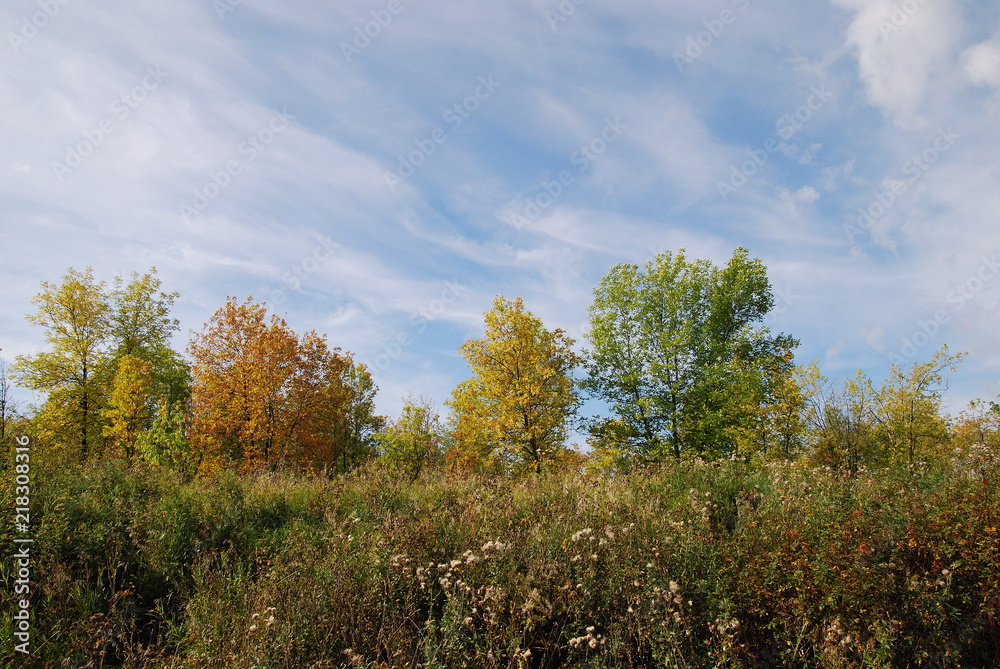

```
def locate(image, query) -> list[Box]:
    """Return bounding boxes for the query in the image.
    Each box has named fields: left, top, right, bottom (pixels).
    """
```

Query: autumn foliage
left=187, top=297, right=364, bottom=473
left=6, top=261, right=1000, bottom=667
left=447, top=296, right=581, bottom=474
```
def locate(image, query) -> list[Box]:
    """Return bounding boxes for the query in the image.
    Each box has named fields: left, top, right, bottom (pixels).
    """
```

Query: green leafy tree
left=805, top=368, right=881, bottom=471
left=730, top=353, right=810, bottom=462
left=584, top=248, right=798, bottom=462
left=802, top=348, right=961, bottom=470
left=328, top=361, right=385, bottom=473
left=376, top=395, right=443, bottom=480
left=14, top=267, right=111, bottom=457
left=448, top=296, right=581, bottom=474
left=136, top=398, right=191, bottom=470
left=14, top=267, right=189, bottom=460
left=871, top=346, right=963, bottom=464
left=109, top=270, right=190, bottom=408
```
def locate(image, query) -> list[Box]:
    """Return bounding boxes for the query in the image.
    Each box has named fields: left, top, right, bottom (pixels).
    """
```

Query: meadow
left=3, top=449, right=999, bottom=668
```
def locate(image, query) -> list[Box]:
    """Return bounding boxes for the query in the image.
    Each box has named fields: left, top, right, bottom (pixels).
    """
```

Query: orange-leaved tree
left=447, top=296, right=581, bottom=474
left=188, top=297, right=373, bottom=472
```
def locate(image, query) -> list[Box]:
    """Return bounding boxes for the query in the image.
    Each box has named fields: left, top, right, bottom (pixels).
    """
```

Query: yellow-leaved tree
left=15, top=267, right=188, bottom=462
left=447, top=296, right=581, bottom=474
left=872, top=346, right=963, bottom=464
left=102, top=355, right=154, bottom=461
left=14, top=267, right=111, bottom=458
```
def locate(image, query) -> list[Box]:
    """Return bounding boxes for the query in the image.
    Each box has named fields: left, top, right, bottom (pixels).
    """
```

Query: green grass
left=2, top=453, right=999, bottom=667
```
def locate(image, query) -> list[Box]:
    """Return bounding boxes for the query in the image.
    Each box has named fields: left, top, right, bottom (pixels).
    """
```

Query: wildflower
left=248, top=625, right=258, bottom=633
left=266, top=615, right=275, bottom=627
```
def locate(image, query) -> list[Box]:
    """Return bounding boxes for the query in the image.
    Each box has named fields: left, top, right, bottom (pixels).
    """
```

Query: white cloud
left=829, top=0, right=963, bottom=126
left=3, top=0, right=1000, bottom=419
left=796, top=186, right=821, bottom=203
left=962, top=40, right=1000, bottom=88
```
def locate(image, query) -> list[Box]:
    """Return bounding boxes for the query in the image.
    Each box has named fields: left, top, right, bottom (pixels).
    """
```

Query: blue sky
left=2, top=0, right=1000, bottom=425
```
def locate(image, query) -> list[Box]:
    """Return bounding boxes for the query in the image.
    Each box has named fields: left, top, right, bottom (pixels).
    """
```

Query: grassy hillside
left=3, top=452, right=999, bottom=668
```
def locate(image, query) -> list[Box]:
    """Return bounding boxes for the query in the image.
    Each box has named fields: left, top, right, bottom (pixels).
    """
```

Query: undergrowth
left=2, top=452, right=999, bottom=668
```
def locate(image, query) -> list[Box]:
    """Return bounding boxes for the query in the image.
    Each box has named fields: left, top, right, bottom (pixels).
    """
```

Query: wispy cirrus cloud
left=2, top=0, right=1000, bottom=417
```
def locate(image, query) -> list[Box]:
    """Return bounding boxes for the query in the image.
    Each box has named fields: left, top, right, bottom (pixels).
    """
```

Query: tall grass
left=2, top=451, right=999, bottom=667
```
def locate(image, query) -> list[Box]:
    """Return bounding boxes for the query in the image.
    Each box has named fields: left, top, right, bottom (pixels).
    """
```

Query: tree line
left=5, top=248, right=998, bottom=476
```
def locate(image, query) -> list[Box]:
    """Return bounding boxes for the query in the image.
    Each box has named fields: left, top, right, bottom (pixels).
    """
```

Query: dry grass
left=2, top=450, right=999, bottom=667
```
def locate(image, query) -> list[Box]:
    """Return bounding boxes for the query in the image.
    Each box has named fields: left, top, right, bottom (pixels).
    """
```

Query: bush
left=1, top=456, right=998, bottom=667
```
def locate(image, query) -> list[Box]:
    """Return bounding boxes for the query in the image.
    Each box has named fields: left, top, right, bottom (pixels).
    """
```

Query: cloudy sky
left=2, top=0, right=999, bottom=422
